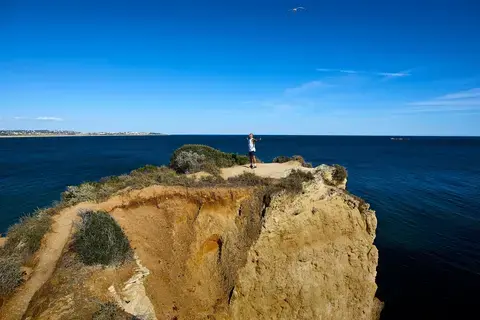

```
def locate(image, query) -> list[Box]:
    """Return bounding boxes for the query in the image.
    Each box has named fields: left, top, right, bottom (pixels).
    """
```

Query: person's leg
left=249, top=152, right=254, bottom=168
left=252, top=155, right=257, bottom=168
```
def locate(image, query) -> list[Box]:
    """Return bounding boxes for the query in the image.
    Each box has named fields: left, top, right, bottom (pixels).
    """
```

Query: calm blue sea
left=1, top=135, right=479, bottom=319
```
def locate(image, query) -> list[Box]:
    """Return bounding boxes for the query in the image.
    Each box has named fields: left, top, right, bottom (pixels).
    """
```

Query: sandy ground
left=0, top=237, right=6, bottom=247
left=221, top=161, right=313, bottom=179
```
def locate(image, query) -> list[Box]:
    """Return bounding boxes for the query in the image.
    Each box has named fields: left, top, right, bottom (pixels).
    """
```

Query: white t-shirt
left=248, top=138, right=256, bottom=152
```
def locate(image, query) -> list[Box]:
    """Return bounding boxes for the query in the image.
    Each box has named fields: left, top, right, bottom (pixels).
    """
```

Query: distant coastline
left=0, top=134, right=168, bottom=138
left=0, top=130, right=167, bottom=138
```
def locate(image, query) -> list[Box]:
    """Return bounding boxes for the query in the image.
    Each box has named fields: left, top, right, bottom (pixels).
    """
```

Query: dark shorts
left=248, top=151, right=256, bottom=157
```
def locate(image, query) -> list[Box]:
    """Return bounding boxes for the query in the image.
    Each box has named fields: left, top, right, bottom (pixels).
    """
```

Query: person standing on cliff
left=247, top=133, right=260, bottom=169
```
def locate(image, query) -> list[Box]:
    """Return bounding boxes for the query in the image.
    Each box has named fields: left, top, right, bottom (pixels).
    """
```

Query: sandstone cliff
left=0, top=163, right=381, bottom=320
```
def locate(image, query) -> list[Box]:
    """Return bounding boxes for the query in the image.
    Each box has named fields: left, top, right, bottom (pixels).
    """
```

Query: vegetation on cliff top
left=0, top=257, right=23, bottom=296
left=73, top=211, right=132, bottom=266
left=1, top=211, right=52, bottom=260
left=60, top=145, right=316, bottom=207
left=0, top=210, right=52, bottom=297
left=272, top=155, right=313, bottom=168
left=0, top=144, right=317, bottom=297
left=322, top=164, right=348, bottom=187
left=332, top=164, right=348, bottom=185
left=170, top=144, right=249, bottom=174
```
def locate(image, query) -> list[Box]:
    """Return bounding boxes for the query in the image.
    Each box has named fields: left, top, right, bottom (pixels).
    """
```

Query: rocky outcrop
left=3, top=163, right=381, bottom=320
left=230, top=169, right=380, bottom=320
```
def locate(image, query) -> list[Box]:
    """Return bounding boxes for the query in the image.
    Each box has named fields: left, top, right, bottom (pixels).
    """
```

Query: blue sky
left=1, top=0, right=479, bottom=135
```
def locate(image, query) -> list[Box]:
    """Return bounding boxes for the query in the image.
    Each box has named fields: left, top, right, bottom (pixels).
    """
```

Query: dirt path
left=221, top=162, right=313, bottom=180
left=0, top=203, right=96, bottom=320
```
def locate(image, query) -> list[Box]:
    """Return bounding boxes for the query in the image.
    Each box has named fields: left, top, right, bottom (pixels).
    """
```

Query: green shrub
left=232, top=153, right=250, bottom=165
left=272, top=156, right=291, bottom=163
left=170, top=144, right=247, bottom=173
left=199, top=161, right=221, bottom=176
left=2, top=210, right=52, bottom=259
left=292, top=155, right=313, bottom=168
left=332, top=164, right=348, bottom=186
left=131, top=164, right=158, bottom=173
left=272, top=155, right=312, bottom=168
left=275, top=169, right=315, bottom=194
left=0, top=257, right=23, bottom=296
left=174, top=150, right=207, bottom=173
left=73, top=211, right=132, bottom=266
left=61, top=183, right=99, bottom=206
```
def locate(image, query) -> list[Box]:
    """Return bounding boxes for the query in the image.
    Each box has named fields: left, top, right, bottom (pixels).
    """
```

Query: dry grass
left=272, top=169, right=315, bottom=194
left=0, top=209, right=52, bottom=296
left=227, top=171, right=273, bottom=187
left=61, top=166, right=196, bottom=206
left=272, top=155, right=313, bottom=168
left=1, top=211, right=52, bottom=260
left=0, top=257, right=23, bottom=296
left=61, top=162, right=318, bottom=210
left=59, top=148, right=317, bottom=208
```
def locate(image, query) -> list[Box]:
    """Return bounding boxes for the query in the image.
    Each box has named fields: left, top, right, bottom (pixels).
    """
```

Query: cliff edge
left=229, top=165, right=381, bottom=319
left=0, top=162, right=381, bottom=320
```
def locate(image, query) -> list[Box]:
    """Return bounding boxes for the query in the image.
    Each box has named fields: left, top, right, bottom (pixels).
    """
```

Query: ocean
left=0, top=135, right=479, bottom=319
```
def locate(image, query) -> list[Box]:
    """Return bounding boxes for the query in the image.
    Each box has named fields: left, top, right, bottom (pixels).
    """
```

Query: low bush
left=332, top=164, right=348, bottom=186
left=170, top=144, right=248, bottom=173
left=2, top=210, right=52, bottom=259
left=174, top=150, right=207, bottom=173
left=73, top=211, right=132, bottom=266
left=200, top=161, right=221, bottom=176
left=272, top=156, right=291, bottom=163
left=275, top=169, right=315, bottom=194
left=292, top=155, right=313, bottom=168
left=0, top=209, right=53, bottom=296
left=0, top=256, right=23, bottom=296
left=61, top=183, right=99, bottom=206
left=272, top=155, right=312, bottom=168
left=231, top=153, right=250, bottom=166
left=128, top=165, right=193, bottom=188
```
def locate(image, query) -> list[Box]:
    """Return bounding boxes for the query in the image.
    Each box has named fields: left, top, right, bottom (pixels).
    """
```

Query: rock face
left=108, top=187, right=265, bottom=320
left=230, top=170, right=381, bottom=320
left=5, top=164, right=381, bottom=320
